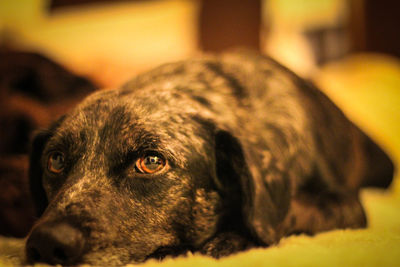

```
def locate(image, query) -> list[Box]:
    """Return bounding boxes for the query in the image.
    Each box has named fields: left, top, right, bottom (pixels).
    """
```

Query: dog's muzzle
left=26, top=221, right=85, bottom=265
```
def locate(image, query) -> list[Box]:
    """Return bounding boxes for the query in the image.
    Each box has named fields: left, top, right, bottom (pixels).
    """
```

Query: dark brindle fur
left=26, top=51, right=394, bottom=265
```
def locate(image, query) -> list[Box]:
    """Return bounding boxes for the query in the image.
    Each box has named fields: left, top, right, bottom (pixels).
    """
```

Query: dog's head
left=26, top=64, right=282, bottom=265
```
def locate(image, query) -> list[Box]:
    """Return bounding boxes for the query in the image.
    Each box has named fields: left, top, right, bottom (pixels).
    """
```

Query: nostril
left=26, top=246, right=41, bottom=263
left=53, top=246, right=68, bottom=263
left=25, top=222, right=85, bottom=265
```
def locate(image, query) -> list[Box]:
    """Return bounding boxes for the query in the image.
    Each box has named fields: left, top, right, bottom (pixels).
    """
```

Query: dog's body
left=26, top=51, right=393, bottom=265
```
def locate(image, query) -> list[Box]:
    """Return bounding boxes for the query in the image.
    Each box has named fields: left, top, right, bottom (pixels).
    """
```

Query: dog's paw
left=200, top=232, right=252, bottom=258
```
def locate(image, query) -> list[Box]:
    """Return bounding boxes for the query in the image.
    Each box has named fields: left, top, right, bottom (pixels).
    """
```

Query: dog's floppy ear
left=29, top=116, right=65, bottom=216
left=214, top=129, right=284, bottom=245
left=29, top=130, right=51, bottom=216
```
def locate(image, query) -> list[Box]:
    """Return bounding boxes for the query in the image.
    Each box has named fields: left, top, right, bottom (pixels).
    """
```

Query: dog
left=25, top=50, right=394, bottom=265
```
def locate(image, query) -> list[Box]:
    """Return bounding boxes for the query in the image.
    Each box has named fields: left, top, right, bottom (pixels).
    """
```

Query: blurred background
left=0, top=0, right=399, bottom=239
left=1, top=0, right=399, bottom=84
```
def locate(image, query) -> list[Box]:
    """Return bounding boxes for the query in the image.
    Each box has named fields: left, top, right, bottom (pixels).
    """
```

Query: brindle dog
left=26, top=51, right=394, bottom=265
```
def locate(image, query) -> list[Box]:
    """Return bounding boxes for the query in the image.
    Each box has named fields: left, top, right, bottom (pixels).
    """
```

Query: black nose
left=26, top=222, right=85, bottom=265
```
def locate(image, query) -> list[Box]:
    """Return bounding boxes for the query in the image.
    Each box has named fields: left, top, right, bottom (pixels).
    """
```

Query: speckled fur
left=26, top=50, right=393, bottom=265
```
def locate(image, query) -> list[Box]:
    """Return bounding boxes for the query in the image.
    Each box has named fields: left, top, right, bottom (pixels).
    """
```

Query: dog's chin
left=82, top=247, right=149, bottom=266
left=82, top=244, right=191, bottom=265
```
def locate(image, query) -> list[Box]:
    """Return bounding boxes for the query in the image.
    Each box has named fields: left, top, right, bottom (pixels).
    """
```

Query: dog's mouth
left=79, top=242, right=188, bottom=265
left=25, top=220, right=181, bottom=265
left=26, top=230, right=150, bottom=266
left=145, top=245, right=193, bottom=261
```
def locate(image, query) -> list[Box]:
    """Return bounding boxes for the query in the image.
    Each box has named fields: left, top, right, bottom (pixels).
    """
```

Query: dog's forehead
left=51, top=88, right=212, bottom=166
left=67, top=89, right=163, bottom=128
left=61, top=101, right=158, bottom=148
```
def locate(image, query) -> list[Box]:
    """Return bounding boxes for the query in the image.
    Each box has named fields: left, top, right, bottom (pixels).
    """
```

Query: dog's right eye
left=47, top=152, right=65, bottom=174
left=135, top=155, right=167, bottom=174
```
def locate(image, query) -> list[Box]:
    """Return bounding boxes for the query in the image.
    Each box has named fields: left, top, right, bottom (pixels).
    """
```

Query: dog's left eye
left=135, top=155, right=166, bottom=174
left=47, top=152, right=65, bottom=174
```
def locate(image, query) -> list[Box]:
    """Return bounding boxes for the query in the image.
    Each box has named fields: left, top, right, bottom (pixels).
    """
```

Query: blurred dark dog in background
left=21, top=50, right=393, bottom=265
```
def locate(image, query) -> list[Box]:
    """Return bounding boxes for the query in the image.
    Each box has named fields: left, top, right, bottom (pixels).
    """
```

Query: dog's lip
left=80, top=242, right=158, bottom=265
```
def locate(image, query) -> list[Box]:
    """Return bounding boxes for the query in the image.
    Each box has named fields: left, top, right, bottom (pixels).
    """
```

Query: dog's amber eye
left=47, top=152, right=65, bottom=174
left=136, top=155, right=166, bottom=174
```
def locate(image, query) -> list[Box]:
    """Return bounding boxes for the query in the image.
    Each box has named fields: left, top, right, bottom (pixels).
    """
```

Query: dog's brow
left=46, top=131, right=73, bottom=149
left=120, top=130, right=166, bottom=156
left=44, top=129, right=87, bottom=157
